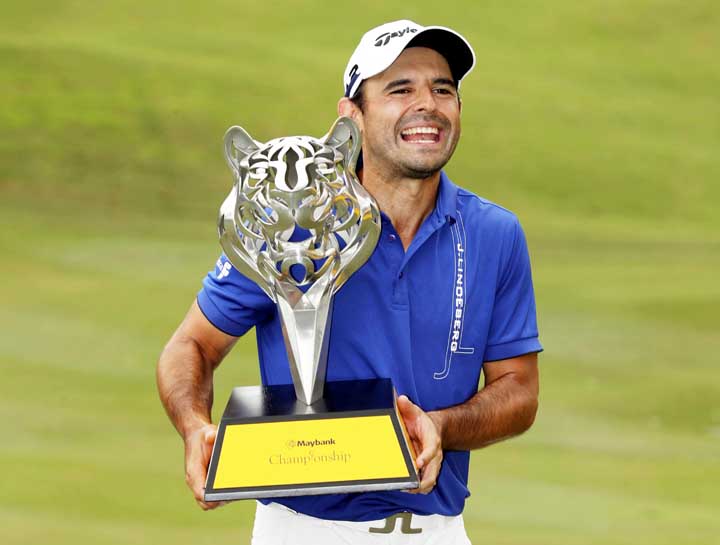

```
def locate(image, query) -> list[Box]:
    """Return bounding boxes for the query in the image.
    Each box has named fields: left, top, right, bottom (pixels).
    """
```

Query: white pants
left=251, top=501, right=472, bottom=545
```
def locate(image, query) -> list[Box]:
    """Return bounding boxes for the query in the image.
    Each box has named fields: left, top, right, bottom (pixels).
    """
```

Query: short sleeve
left=197, top=254, right=276, bottom=337
left=483, top=219, right=543, bottom=362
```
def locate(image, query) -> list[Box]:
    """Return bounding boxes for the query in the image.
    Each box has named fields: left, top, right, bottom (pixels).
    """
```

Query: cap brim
left=406, top=27, right=475, bottom=84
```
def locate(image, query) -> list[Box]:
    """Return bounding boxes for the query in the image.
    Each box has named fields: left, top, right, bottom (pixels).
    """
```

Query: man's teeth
left=401, top=127, right=439, bottom=136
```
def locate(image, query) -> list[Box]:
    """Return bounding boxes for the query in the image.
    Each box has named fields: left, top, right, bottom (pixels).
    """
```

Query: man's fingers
left=416, top=443, right=432, bottom=469
left=204, top=427, right=218, bottom=445
left=189, top=470, right=228, bottom=510
left=184, top=424, right=219, bottom=509
left=189, top=475, right=226, bottom=510
left=423, top=455, right=442, bottom=490
left=196, top=498, right=229, bottom=511
left=412, top=454, right=442, bottom=494
left=414, top=426, right=441, bottom=469
left=411, top=433, right=443, bottom=494
left=397, top=394, right=443, bottom=494
left=407, top=475, right=437, bottom=494
left=201, top=427, right=218, bottom=465
left=397, top=395, right=422, bottom=420
left=186, top=467, right=207, bottom=502
left=416, top=468, right=438, bottom=494
left=398, top=395, right=425, bottom=463
left=407, top=444, right=442, bottom=495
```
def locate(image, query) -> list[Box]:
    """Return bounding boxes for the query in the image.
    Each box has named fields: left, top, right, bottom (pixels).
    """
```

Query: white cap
left=343, top=19, right=476, bottom=98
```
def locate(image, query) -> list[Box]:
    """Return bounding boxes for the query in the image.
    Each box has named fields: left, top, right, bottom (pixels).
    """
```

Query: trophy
left=203, top=117, right=419, bottom=501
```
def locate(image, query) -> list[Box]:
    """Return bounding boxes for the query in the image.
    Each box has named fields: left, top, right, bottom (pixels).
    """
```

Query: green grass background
left=1, top=1, right=719, bottom=543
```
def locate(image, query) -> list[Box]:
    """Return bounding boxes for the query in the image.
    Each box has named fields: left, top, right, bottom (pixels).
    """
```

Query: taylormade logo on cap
left=373, top=26, right=418, bottom=47
left=343, top=19, right=476, bottom=99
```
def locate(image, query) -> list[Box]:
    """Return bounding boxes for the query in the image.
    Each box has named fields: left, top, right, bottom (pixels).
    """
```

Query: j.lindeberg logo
left=373, top=27, right=418, bottom=47
left=449, top=242, right=466, bottom=352
left=435, top=210, right=475, bottom=380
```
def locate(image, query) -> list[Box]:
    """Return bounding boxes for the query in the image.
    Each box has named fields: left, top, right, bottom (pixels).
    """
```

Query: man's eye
left=390, top=88, right=410, bottom=95
left=433, top=88, right=454, bottom=95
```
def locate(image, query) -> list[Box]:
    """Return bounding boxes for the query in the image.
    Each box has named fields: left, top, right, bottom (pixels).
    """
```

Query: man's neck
left=359, top=164, right=441, bottom=251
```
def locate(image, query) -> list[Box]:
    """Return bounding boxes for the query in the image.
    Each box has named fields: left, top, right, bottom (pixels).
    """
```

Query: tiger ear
left=324, top=116, right=362, bottom=175
left=224, top=126, right=259, bottom=174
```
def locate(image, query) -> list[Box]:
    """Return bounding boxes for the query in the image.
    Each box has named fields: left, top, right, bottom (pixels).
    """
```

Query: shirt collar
left=375, top=170, right=459, bottom=227
left=433, top=171, right=459, bottom=224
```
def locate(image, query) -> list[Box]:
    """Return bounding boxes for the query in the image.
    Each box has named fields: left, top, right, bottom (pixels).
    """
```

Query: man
left=157, top=19, right=542, bottom=544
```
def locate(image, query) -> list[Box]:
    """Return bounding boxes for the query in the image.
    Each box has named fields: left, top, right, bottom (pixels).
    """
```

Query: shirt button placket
left=386, top=231, right=407, bottom=307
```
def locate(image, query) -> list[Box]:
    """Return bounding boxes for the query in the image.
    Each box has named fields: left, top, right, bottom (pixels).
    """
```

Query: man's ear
left=337, top=97, right=364, bottom=132
left=223, top=126, right=259, bottom=173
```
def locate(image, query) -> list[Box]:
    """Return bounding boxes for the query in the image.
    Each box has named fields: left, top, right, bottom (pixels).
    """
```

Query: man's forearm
left=157, top=336, right=215, bottom=440
left=429, top=369, right=538, bottom=451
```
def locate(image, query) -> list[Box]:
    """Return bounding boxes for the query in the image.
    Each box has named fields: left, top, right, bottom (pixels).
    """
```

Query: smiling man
left=157, top=19, right=542, bottom=545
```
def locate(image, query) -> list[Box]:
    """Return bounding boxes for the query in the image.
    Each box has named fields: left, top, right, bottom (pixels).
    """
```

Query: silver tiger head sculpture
left=218, top=117, right=380, bottom=405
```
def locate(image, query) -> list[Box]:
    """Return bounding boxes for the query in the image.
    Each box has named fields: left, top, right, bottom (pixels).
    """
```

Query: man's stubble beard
left=396, top=136, right=460, bottom=179
left=363, top=116, right=461, bottom=181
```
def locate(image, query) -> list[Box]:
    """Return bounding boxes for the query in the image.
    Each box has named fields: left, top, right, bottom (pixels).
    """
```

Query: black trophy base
left=204, top=378, right=419, bottom=501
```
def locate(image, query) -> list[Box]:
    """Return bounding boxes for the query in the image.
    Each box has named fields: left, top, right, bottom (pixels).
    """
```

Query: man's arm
left=156, top=300, right=238, bottom=510
left=397, top=352, right=539, bottom=493
left=431, top=352, right=539, bottom=450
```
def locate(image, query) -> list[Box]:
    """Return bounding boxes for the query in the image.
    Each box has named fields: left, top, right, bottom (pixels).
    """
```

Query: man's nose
left=413, top=86, right=438, bottom=112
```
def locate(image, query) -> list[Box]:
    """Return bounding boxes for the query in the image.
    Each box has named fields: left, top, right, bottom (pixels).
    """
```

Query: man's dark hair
left=350, top=82, right=366, bottom=113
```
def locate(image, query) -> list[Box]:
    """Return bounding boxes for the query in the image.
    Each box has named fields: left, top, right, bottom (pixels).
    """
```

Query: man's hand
left=157, top=302, right=239, bottom=510
left=184, top=423, right=228, bottom=510
left=397, top=395, right=443, bottom=495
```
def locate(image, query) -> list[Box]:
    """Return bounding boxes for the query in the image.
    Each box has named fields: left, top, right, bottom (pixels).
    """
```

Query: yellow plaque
left=204, top=380, right=419, bottom=500
left=214, top=415, right=409, bottom=489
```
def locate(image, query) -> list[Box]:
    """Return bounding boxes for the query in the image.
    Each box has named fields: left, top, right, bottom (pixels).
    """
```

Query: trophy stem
left=275, top=278, right=334, bottom=405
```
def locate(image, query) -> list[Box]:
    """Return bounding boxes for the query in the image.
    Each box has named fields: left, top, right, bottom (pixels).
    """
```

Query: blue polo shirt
left=197, top=171, right=542, bottom=521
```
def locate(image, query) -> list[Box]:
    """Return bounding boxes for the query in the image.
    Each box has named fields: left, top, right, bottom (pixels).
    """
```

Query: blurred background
left=1, top=1, right=718, bottom=543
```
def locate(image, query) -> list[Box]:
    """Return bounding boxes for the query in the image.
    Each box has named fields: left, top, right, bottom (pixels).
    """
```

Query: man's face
left=351, top=47, right=461, bottom=179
